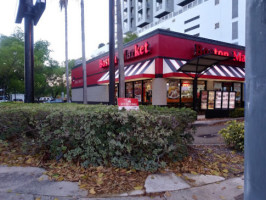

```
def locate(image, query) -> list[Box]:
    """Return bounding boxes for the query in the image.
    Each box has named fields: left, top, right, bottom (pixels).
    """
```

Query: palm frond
left=59, top=0, right=68, bottom=10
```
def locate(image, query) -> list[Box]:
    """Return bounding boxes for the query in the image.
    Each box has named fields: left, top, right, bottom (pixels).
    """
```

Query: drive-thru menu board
left=229, top=92, right=236, bottom=109
left=215, top=91, right=222, bottom=109
left=200, top=91, right=236, bottom=110
left=222, top=92, right=229, bottom=109
left=208, top=91, right=215, bottom=110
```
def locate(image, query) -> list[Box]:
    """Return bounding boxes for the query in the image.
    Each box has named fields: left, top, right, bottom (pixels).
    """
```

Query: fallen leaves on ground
left=0, top=140, right=244, bottom=196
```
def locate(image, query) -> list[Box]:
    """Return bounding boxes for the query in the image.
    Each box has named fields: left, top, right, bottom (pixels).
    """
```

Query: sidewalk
left=0, top=165, right=244, bottom=200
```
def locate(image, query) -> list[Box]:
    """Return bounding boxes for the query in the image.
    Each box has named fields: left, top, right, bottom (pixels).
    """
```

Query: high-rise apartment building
left=122, top=0, right=245, bottom=45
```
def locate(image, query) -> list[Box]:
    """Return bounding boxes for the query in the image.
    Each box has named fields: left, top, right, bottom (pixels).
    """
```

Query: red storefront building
left=71, top=29, right=245, bottom=109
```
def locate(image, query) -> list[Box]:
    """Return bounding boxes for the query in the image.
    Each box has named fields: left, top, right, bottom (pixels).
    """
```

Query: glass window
left=234, top=82, right=241, bottom=105
left=181, top=80, right=193, bottom=103
left=223, top=82, right=233, bottom=92
left=143, top=80, right=152, bottom=103
left=232, top=21, right=238, bottom=40
left=115, top=84, right=118, bottom=99
left=134, top=81, right=142, bottom=102
left=167, top=79, right=180, bottom=103
left=197, top=81, right=206, bottom=98
left=126, top=82, right=133, bottom=98
left=232, top=0, right=238, bottom=19
left=214, top=82, right=222, bottom=91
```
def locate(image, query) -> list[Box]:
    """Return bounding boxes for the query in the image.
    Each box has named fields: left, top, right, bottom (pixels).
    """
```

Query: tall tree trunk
left=64, top=3, right=70, bottom=103
left=81, top=0, right=87, bottom=104
left=116, top=0, right=125, bottom=98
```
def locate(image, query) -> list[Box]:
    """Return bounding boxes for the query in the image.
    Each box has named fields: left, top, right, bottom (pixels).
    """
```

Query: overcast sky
left=0, top=0, right=109, bottom=64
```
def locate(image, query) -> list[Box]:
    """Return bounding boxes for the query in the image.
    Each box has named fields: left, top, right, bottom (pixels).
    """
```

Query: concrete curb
left=193, top=117, right=244, bottom=127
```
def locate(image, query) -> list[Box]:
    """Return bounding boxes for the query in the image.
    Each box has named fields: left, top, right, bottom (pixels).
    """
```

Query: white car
left=0, top=96, right=8, bottom=103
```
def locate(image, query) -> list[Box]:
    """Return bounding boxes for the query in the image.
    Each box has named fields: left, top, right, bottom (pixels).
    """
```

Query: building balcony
left=154, top=0, right=174, bottom=18
left=176, top=0, right=194, bottom=6
left=136, top=16, right=151, bottom=28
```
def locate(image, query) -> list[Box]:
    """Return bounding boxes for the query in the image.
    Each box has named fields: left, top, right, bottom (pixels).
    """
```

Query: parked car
left=39, top=97, right=52, bottom=103
left=0, top=96, right=8, bottom=103
left=13, top=98, right=23, bottom=102
left=45, top=99, right=64, bottom=103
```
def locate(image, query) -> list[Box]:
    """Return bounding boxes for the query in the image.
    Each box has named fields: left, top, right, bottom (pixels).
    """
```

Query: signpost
left=16, top=0, right=46, bottom=103
left=117, top=98, right=139, bottom=111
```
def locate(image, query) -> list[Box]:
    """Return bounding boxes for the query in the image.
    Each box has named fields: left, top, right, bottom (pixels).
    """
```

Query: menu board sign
left=208, top=91, right=215, bottom=110
left=222, top=92, right=229, bottom=109
left=215, top=91, right=222, bottom=109
left=229, top=92, right=236, bottom=109
left=201, top=91, right=208, bottom=110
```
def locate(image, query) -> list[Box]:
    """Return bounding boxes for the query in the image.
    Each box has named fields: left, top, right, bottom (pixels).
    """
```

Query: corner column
left=152, top=78, right=167, bottom=106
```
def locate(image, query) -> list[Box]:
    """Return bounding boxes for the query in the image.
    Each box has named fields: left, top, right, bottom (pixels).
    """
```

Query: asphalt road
left=193, top=123, right=227, bottom=145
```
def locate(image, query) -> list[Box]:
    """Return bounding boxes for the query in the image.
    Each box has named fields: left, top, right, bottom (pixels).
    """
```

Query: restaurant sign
left=117, top=98, right=139, bottom=111
left=99, top=42, right=151, bottom=68
left=194, top=44, right=245, bottom=62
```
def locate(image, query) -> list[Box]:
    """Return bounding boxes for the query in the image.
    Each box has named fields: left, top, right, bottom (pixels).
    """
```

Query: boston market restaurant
left=71, top=29, right=245, bottom=110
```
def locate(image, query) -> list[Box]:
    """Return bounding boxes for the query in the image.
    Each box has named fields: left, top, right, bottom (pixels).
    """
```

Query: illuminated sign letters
left=99, top=42, right=151, bottom=68
left=194, top=44, right=245, bottom=62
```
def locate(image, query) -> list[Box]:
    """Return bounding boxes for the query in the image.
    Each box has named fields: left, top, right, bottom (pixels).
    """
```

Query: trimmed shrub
left=218, top=120, right=244, bottom=152
left=229, top=108, right=244, bottom=118
left=0, top=103, right=196, bottom=171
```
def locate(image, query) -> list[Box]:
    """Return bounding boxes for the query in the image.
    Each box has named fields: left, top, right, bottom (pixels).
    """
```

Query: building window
left=215, top=0, right=219, bottom=5
left=232, top=0, right=238, bottom=19
left=181, top=80, right=193, bottom=103
left=232, top=21, right=238, bottom=40
left=215, top=22, right=220, bottom=29
left=167, top=80, right=180, bottom=103
left=184, top=15, right=200, bottom=24
left=143, top=80, right=152, bottom=103
left=214, top=82, right=222, bottom=91
left=184, top=24, right=200, bottom=33
left=197, top=81, right=206, bottom=98
left=223, top=82, right=233, bottom=92
left=134, top=81, right=142, bottom=102
left=126, top=82, right=133, bottom=98
left=234, top=82, right=241, bottom=106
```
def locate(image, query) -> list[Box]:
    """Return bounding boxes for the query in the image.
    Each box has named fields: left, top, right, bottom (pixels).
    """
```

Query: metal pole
left=109, top=0, right=115, bottom=105
left=24, top=0, right=34, bottom=103
left=65, top=3, right=70, bottom=103
left=245, top=1, right=266, bottom=199
left=193, top=76, right=198, bottom=111
left=81, top=0, right=87, bottom=104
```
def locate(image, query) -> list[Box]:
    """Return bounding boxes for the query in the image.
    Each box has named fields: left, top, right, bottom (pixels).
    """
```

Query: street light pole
left=24, top=0, right=34, bottom=103
left=245, top=1, right=266, bottom=199
left=109, top=0, right=115, bottom=105
left=16, top=0, right=46, bottom=103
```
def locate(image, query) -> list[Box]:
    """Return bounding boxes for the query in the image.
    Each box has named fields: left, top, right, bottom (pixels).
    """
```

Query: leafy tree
left=123, top=33, right=138, bottom=43
left=0, top=29, right=24, bottom=94
left=0, top=28, right=67, bottom=100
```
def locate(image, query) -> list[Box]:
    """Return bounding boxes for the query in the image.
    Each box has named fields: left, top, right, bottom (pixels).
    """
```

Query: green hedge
left=229, top=108, right=244, bottom=118
left=0, top=103, right=196, bottom=171
left=218, top=120, right=244, bottom=152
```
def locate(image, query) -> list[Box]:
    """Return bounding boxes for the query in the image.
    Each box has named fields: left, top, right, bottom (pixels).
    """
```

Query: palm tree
left=116, top=0, right=125, bottom=98
left=81, top=0, right=87, bottom=104
left=59, top=0, right=70, bottom=102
